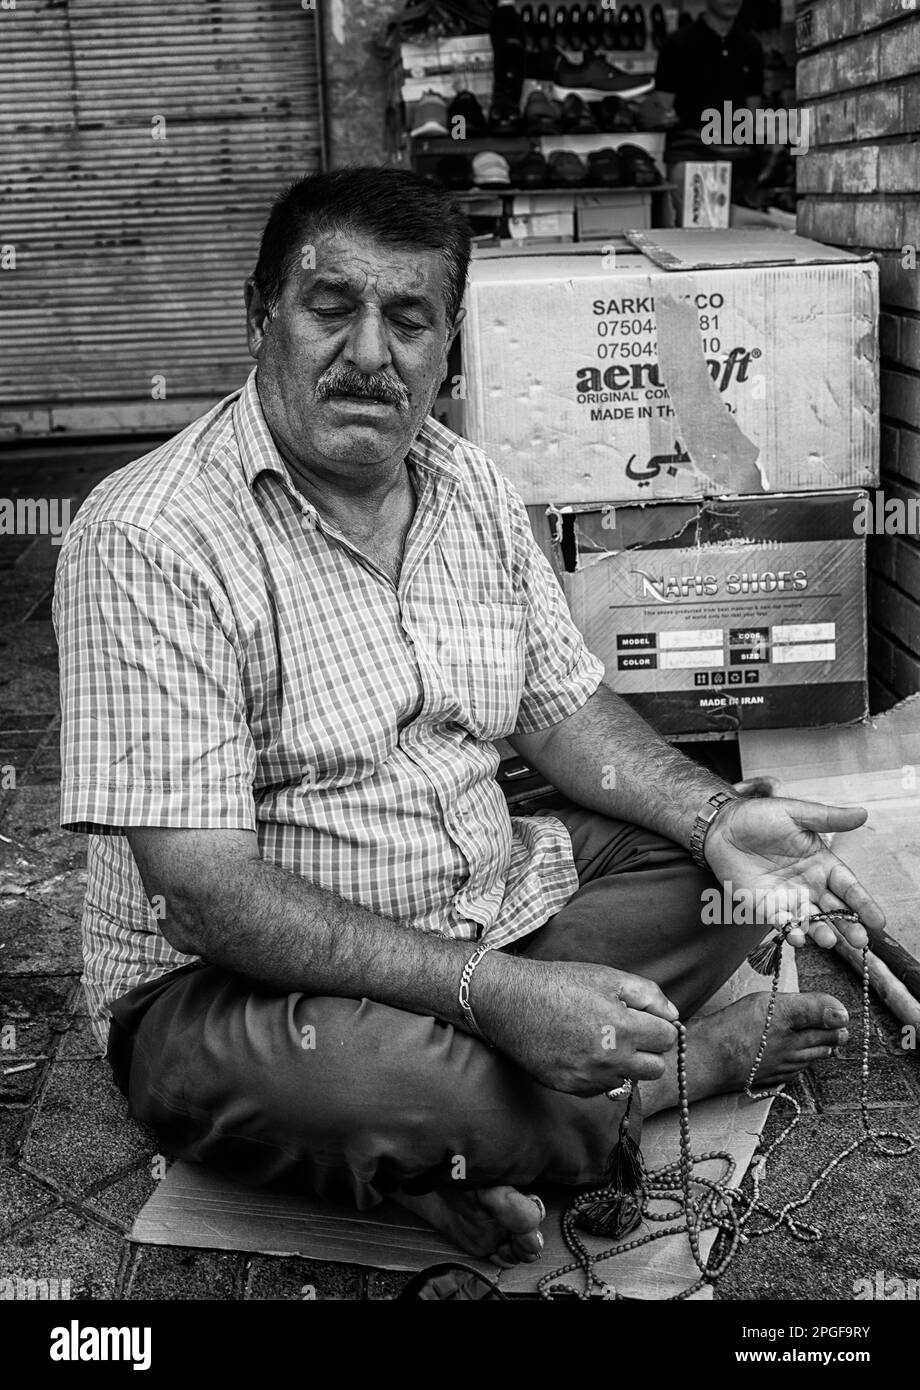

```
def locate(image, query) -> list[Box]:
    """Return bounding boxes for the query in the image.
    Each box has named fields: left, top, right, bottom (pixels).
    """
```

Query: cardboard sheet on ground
left=739, top=695, right=920, bottom=963
left=129, top=955, right=795, bottom=1299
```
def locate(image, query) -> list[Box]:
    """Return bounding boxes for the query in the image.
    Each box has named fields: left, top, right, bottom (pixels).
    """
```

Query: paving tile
left=0, top=895, right=82, bottom=974
left=811, top=1056, right=918, bottom=1111
left=0, top=1164, right=57, bottom=1230
left=23, top=1058, right=156, bottom=1194
left=715, top=1104, right=920, bottom=1301
left=0, top=1057, right=49, bottom=1105
left=245, top=1254, right=363, bottom=1301
left=0, top=1206, right=124, bottom=1301
left=0, top=1207, right=124, bottom=1300
left=0, top=1107, right=29, bottom=1163
left=366, top=1268, right=409, bottom=1300
left=0, top=787, right=85, bottom=868
left=0, top=974, right=74, bottom=1058
left=125, top=1245, right=244, bottom=1300
left=57, top=1008, right=105, bottom=1061
left=85, top=1163, right=159, bottom=1231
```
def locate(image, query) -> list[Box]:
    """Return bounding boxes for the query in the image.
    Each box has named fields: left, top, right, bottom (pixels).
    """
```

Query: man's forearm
left=510, top=682, right=732, bottom=848
left=173, top=857, right=519, bottom=1032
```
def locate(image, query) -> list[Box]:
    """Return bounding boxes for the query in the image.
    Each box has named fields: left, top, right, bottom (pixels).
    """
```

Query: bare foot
left=641, top=991, right=850, bottom=1116
left=391, top=1185, right=545, bottom=1268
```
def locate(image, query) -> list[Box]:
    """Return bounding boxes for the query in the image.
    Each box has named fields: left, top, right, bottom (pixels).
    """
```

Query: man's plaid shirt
left=52, top=369, right=605, bottom=1049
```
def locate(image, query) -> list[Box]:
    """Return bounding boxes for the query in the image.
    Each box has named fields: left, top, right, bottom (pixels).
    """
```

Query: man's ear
left=447, top=305, right=466, bottom=351
left=245, top=277, right=272, bottom=359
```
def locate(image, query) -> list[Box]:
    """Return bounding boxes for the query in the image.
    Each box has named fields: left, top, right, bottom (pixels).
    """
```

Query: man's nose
left=342, top=307, right=392, bottom=375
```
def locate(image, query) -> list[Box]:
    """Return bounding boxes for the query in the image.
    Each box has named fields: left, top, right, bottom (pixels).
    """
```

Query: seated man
left=53, top=166, right=874, bottom=1270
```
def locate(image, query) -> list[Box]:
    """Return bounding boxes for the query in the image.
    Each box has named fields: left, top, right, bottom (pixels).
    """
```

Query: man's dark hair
left=252, top=165, right=472, bottom=327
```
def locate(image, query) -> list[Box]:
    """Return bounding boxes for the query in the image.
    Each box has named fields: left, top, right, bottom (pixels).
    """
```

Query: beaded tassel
left=747, top=928, right=788, bottom=976
left=574, top=1087, right=647, bottom=1240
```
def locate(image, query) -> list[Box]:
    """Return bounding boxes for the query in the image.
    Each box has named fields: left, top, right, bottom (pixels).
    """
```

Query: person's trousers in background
left=106, top=800, right=769, bottom=1210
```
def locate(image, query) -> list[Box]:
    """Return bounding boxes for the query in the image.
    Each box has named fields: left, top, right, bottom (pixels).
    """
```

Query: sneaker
left=548, top=149, right=588, bottom=187
left=523, top=87, right=562, bottom=133
left=489, top=91, right=524, bottom=135
left=435, top=153, right=473, bottom=190
left=553, top=51, right=655, bottom=100
left=471, top=150, right=512, bottom=187
left=560, top=92, right=598, bottom=133
left=410, top=90, right=450, bottom=137
left=617, top=143, right=663, bottom=187
left=650, top=3, right=668, bottom=48
left=586, top=147, right=626, bottom=188
left=511, top=148, right=550, bottom=188
left=447, top=90, right=487, bottom=139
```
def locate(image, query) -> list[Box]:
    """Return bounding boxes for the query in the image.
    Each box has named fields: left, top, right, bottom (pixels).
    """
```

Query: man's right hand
left=475, top=955, right=679, bottom=1098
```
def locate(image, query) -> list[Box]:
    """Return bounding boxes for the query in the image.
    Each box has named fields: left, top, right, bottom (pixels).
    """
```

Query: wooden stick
left=830, top=924, right=920, bottom=1033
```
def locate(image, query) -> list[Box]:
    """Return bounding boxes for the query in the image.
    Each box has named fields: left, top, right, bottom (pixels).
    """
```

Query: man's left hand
left=703, top=796, right=882, bottom=950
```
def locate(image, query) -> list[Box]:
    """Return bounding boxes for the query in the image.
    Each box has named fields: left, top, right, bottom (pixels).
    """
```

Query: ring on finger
left=605, top=1078, right=633, bottom=1102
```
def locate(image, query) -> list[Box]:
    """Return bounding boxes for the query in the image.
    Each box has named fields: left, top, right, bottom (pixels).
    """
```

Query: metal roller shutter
left=0, top=0, right=324, bottom=438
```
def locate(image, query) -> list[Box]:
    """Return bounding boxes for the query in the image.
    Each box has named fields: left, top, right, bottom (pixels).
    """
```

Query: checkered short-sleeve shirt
left=52, top=369, right=605, bottom=1048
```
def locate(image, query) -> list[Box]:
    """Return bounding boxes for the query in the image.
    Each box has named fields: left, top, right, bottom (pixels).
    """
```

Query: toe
left=785, top=992, right=848, bottom=1030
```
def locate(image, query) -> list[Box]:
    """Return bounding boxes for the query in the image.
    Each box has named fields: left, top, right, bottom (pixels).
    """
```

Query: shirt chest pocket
left=450, top=600, right=527, bottom=740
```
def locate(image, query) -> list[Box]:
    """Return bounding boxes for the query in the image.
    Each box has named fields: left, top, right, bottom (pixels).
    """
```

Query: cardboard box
left=550, top=489, right=868, bottom=735
left=575, top=191, right=652, bottom=240
left=675, top=161, right=732, bottom=228
left=462, top=229, right=879, bottom=505
left=508, top=212, right=575, bottom=242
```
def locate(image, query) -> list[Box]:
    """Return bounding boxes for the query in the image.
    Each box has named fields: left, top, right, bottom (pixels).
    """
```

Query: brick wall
left=796, top=0, right=920, bottom=712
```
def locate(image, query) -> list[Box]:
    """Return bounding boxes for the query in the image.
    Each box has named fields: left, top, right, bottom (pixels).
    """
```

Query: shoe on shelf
left=582, top=3, right=601, bottom=51
left=553, top=51, right=655, bottom=100
left=617, top=142, right=663, bottom=186
left=599, top=2, right=618, bottom=50
left=566, top=3, right=585, bottom=51
left=436, top=153, right=474, bottom=190
left=532, top=2, right=559, bottom=79
left=489, top=91, right=524, bottom=135
left=631, top=3, right=647, bottom=51
left=560, top=92, right=598, bottom=133
left=649, top=3, right=667, bottom=48
left=597, top=94, right=638, bottom=131
left=615, top=3, right=634, bottom=50
left=512, top=148, right=550, bottom=188
left=447, top=90, right=487, bottom=138
left=410, top=90, right=450, bottom=137
left=548, top=149, right=588, bottom=187
left=634, top=91, right=678, bottom=131
left=587, top=147, right=627, bottom=187
left=523, top=86, right=562, bottom=133
left=490, top=0, right=526, bottom=104
left=552, top=4, right=568, bottom=51
left=471, top=149, right=512, bottom=187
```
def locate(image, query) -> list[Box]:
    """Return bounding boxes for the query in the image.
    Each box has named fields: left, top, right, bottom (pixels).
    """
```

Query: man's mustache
left=317, top=367, right=410, bottom=410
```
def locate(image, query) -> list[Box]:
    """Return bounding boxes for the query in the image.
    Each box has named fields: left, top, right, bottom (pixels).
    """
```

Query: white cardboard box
left=675, top=161, right=732, bottom=228
left=462, top=229, right=879, bottom=505
left=550, top=489, right=868, bottom=735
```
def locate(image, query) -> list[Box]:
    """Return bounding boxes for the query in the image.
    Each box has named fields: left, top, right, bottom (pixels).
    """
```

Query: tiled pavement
left=1, top=449, right=919, bottom=1302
